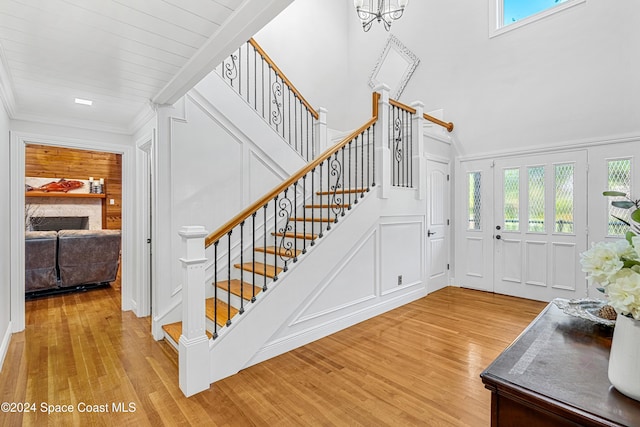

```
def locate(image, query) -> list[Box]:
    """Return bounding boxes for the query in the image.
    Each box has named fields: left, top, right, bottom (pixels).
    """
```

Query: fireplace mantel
left=26, top=191, right=105, bottom=199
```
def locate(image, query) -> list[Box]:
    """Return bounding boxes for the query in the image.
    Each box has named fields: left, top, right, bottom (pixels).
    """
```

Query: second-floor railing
left=217, top=39, right=318, bottom=161
left=388, top=99, right=415, bottom=188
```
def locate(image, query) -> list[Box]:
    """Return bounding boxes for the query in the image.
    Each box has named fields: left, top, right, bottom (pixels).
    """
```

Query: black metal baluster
left=293, top=181, right=298, bottom=262
left=213, top=241, right=219, bottom=339
left=294, top=96, right=298, bottom=155
left=239, top=221, right=244, bottom=314
left=302, top=175, right=307, bottom=253
left=372, top=123, right=376, bottom=187
left=252, top=212, right=256, bottom=302
left=311, top=168, right=316, bottom=245
left=246, top=42, right=250, bottom=103
left=318, top=162, right=323, bottom=238
left=361, top=130, right=364, bottom=197
left=253, top=46, right=257, bottom=110
left=367, top=127, right=371, bottom=190
left=263, top=204, right=268, bottom=291
left=326, top=159, right=330, bottom=231
left=354, top=131, right=359, bottom=204
left=341, top=145, right=346, bottom=216
left=348, top=140, right=352, bottom=209
left=273, top=195, right=278, bottom=281
left=226, top=231, right=232, bottom=326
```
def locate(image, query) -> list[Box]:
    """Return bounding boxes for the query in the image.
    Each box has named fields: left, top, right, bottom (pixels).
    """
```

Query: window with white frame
left=490, top=0, right=586, bottom=37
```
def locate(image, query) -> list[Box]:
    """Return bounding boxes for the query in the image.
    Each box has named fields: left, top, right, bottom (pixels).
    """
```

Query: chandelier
left=353, top=0, right=409, bottom=32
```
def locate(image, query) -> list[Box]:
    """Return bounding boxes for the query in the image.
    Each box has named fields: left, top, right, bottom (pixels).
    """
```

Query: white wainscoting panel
left=380, top=219, right=423, bottom=295
left=525, top=240, right=547, bottom=287
left=466, top=236, right=484, bottom=278
left=501, top=238, right=522, bottom=283
left=552, top=242, right=576, bottom=291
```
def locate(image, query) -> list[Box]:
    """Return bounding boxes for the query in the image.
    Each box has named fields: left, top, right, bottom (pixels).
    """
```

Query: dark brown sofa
left=57, top=229, right=121, bottom=288
left=25, top=231, right=58, bottom=291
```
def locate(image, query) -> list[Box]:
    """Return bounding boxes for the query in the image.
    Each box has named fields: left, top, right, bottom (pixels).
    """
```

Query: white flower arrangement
left=580, top=191, right=640, bottom=320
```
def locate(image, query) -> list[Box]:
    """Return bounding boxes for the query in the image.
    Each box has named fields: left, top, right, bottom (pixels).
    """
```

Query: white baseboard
left=246, top=286, right=427, bottom=367
left=0, top=321, right=12, bottom=372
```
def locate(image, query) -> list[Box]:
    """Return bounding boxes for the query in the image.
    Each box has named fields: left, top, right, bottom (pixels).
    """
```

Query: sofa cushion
left=25, top=231, right=58, bottom=291
left=57, top=229, right=121, bottom=287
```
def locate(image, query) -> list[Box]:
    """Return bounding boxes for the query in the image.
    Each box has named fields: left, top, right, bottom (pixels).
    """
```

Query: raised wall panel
left=380, top=220, right=422, bottom=294
left=501, top=238, right=522, bottom=283
left=466, top=237, right=484, bottom=277
left=525, top=240, right=547, bottom=287
left=292, top=232, right=376, bottom=324
left=248, top=150, right=284, bottom=203
left=552, top=242, right=576, bottom=291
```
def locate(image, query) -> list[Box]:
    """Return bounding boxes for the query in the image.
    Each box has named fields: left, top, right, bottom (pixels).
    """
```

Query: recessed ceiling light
left=74, top=98, right=93, bottom=106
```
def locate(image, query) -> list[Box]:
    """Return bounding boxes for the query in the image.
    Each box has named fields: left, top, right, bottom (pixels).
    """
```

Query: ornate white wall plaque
left=368, top=34, right=420, bottom=99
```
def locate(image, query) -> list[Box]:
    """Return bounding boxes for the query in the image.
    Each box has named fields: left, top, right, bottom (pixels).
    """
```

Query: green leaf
left=626, top=231, right=636, bottom=245
left=631, top=209, right=640, bottom=223
left=621, top=257, right=640, bottom=268
left=613, top=215, right=631, bottom=227
left=611, top=201, right=636, bottom=209
left=603, top=191, right=627, bottom=197
left=596, top=287, right=605, bottom=294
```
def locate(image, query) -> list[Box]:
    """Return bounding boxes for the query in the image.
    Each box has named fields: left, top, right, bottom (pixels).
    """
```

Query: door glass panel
left=607, top=159, right=632, bottom=236
left=468, top=172, right=481, bottom=230
left=555, top=164, right=574, bottom=233
left=528, top=166, right=545, bottom=232
left=503, top=168, right=519, bottom=231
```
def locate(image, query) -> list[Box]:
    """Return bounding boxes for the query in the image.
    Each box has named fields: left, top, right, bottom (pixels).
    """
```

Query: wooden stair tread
left=254, top=246, right=302, bottom=257
left=162, top=321, right=213, bottom=345
left=305, top=203, right=349, bottom=209
left=214, top=279, right=262, bottom=300
left=271, top=231, right=318, bottom=240
left=234, top=261, right=283, bottom=278
left=206, top=298, right=238, bottom=327
left=293, top=217, right=336, bottom=223
left=316, top=188, right=366, bottom=195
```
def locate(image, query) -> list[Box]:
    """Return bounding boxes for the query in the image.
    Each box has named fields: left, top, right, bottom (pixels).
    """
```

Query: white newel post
left=314, top=107, right=328, bottom=157
left=178, top=225, right=210, bottom=397
left=411, top=101, right=426, bottom=200
left=374, top=85, right=391, bottom=199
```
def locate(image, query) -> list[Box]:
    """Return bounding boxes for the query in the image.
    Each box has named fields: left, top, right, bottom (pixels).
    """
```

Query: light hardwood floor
left=0, top=285, right=546, bottom=426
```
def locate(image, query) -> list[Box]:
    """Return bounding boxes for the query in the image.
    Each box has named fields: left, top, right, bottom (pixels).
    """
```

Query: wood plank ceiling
left=0, top=0, right=292, bottom=134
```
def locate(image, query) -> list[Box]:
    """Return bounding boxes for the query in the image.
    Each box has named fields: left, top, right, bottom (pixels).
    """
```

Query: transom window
left=491, top=0, right=586, bottom=37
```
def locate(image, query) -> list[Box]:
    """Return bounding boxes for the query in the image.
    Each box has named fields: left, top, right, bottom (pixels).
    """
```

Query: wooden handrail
left=248, top=38, right=319, bottom=120
left=389, top=98, right=416, bottom=114
left=424, top=113, right=454, bottom=132
left=205, top=92, right=380, bottom=248
left=389, top=98, right=454, bottom=132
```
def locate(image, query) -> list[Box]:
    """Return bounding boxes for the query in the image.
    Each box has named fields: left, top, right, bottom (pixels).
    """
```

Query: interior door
left=426, top=159, right=450, bottom=292
left=494, top=151, right=588, bottom=301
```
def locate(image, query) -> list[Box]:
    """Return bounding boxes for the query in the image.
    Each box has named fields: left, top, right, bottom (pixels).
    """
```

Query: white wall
left=0, top=101, right=10, bottom=370
left=253, top=0, right=351, bottom=131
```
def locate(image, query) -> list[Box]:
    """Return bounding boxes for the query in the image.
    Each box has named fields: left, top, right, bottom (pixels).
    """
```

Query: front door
left=493, top=151, right=588, bottom=301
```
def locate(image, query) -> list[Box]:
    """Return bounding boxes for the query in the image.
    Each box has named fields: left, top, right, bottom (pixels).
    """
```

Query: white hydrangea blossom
left=580, top=241, right=627, bottom=285
left=606, top=268, right=640, bottom=320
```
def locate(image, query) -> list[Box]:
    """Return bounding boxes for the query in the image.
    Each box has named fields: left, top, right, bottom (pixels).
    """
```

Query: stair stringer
left=208, top=188, right=428, bottom=383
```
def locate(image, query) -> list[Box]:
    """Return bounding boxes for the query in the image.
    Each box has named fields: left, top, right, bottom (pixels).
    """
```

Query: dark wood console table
left=481, top=303, right=640, bottom=426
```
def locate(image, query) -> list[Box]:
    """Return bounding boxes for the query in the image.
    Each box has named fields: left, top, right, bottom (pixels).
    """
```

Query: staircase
left=162, top=186, right=369, bottom=349
left=158, top=37, right=455, bottom=397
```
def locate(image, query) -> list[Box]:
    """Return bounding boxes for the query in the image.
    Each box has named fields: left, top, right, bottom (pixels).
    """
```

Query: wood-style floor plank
left=0, top=286, right=546, bottom=426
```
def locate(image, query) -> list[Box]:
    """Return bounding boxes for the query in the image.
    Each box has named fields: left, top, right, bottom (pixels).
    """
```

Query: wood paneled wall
left=25, top=144, right=122, bottom=229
